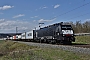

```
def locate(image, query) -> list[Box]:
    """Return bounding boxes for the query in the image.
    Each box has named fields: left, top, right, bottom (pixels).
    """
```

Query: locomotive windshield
left=61, top=25, right=72, bottom=30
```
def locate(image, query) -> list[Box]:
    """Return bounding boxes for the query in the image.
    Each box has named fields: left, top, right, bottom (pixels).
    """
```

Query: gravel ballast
left=16, top=41, right=90, bottom=55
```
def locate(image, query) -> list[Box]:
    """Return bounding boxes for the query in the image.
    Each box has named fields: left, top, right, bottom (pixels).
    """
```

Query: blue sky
left=0, top=0, right=90, bottom=33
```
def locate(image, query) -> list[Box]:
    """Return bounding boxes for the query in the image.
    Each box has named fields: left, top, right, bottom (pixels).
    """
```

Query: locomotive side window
left=61, top=25, right=72, bottom=30
left=28, top=33, right=32, bottom=36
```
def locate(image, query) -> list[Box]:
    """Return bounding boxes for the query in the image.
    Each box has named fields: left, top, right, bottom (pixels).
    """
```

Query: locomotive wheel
left=63, top=41, right=72, bottom=45
left=60, top=40, right=64, bottom=44
left=47, top=40, right=52, bottom=44
left=52, top=40, right=56, bottom=44
left=49, top=40, right=56, bottom=44
left=57, top=40, right=72, bottom=45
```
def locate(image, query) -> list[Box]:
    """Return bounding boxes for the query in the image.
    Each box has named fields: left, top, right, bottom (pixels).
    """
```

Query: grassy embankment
left=74, top=35, right=90, bottom=44
left=0, top=36, right=90, bottom=60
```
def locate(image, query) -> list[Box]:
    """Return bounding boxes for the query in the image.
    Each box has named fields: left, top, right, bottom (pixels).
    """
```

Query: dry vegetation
left=0, top=36, right=90, bottom=60
left=65, top=21, right=90, bottom=33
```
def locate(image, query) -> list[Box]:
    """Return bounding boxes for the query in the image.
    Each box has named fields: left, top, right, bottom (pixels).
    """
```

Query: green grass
left=0, top=40, right=38, bottom=60
left=34, top=48, right=90, bottom=60
left=0, top=39, right=90, bottom=60
left=0, top=40, right=5, bottom=43
left=74, top=36, right=90, bottom=44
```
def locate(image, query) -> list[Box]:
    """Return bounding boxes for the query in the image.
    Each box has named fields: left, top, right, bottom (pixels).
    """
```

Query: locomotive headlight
left=57, top=33, right=59, bottom=35
left=62, top=30, right=64, bottom=33
left=63, top=34, right=65, bottom=36
left=62, top=31, right=64, bottom=33
left=53, top=37, right=54, bottom=39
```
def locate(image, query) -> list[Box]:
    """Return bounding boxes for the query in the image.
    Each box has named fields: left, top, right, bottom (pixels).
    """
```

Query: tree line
left=64, top=21, right=90, bottom=33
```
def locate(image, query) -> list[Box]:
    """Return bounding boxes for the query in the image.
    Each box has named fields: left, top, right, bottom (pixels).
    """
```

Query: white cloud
left=13, top=14, right=25, bottom=18
left=30, top=16, right=38, bottom=18
left=38, top=19, right=54, bottom=23
left=33, top=20, right=36, bottom=22
left=54, top=4, right=60, bottom=8
left=39, top=6, right=48, bottom=9
left=42, top=6, right=47, bottom=9
left=0, top=5, right=14, bottom=10
left=0, top=19, right=5, bottom=23
left=36, top=6, right=47, bottom=11
left=30, top=17, right=34, bottom=18
left=35, top=16, right=38, bottom=17
left=0, top=19, right=36, bottom=33
left=0, top=19, right=5, bottom=21
left=84, top=19, right=90, bottom=22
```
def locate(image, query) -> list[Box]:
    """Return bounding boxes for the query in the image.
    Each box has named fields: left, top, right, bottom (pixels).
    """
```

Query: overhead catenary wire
left=68, top=12, right=90, bottom=20
left=37, top=1, right=90, bottom=28
left=50, top=1, right=90, bottom=20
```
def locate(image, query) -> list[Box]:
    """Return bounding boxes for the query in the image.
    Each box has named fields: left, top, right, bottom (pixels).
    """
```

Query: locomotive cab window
left=61, top=25, right=72, bottom=30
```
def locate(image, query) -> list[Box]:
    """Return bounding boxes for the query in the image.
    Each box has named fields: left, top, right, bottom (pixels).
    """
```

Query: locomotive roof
left=39, top=22, right=72, bottom=30
left=39, top=22, right=62, bottom=29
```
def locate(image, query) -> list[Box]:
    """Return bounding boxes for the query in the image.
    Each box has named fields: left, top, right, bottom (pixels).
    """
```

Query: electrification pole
left=16, top=27, right=18, bottom=34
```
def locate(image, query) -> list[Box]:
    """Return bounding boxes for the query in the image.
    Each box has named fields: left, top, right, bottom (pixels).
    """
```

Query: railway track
left=13, top=41, right=90, bottom=55
left=70, top=43, right=90, bottom=48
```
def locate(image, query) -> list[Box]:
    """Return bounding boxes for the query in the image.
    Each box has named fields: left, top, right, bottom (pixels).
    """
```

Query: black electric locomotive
left=34, top=22, right=75, bottom=44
